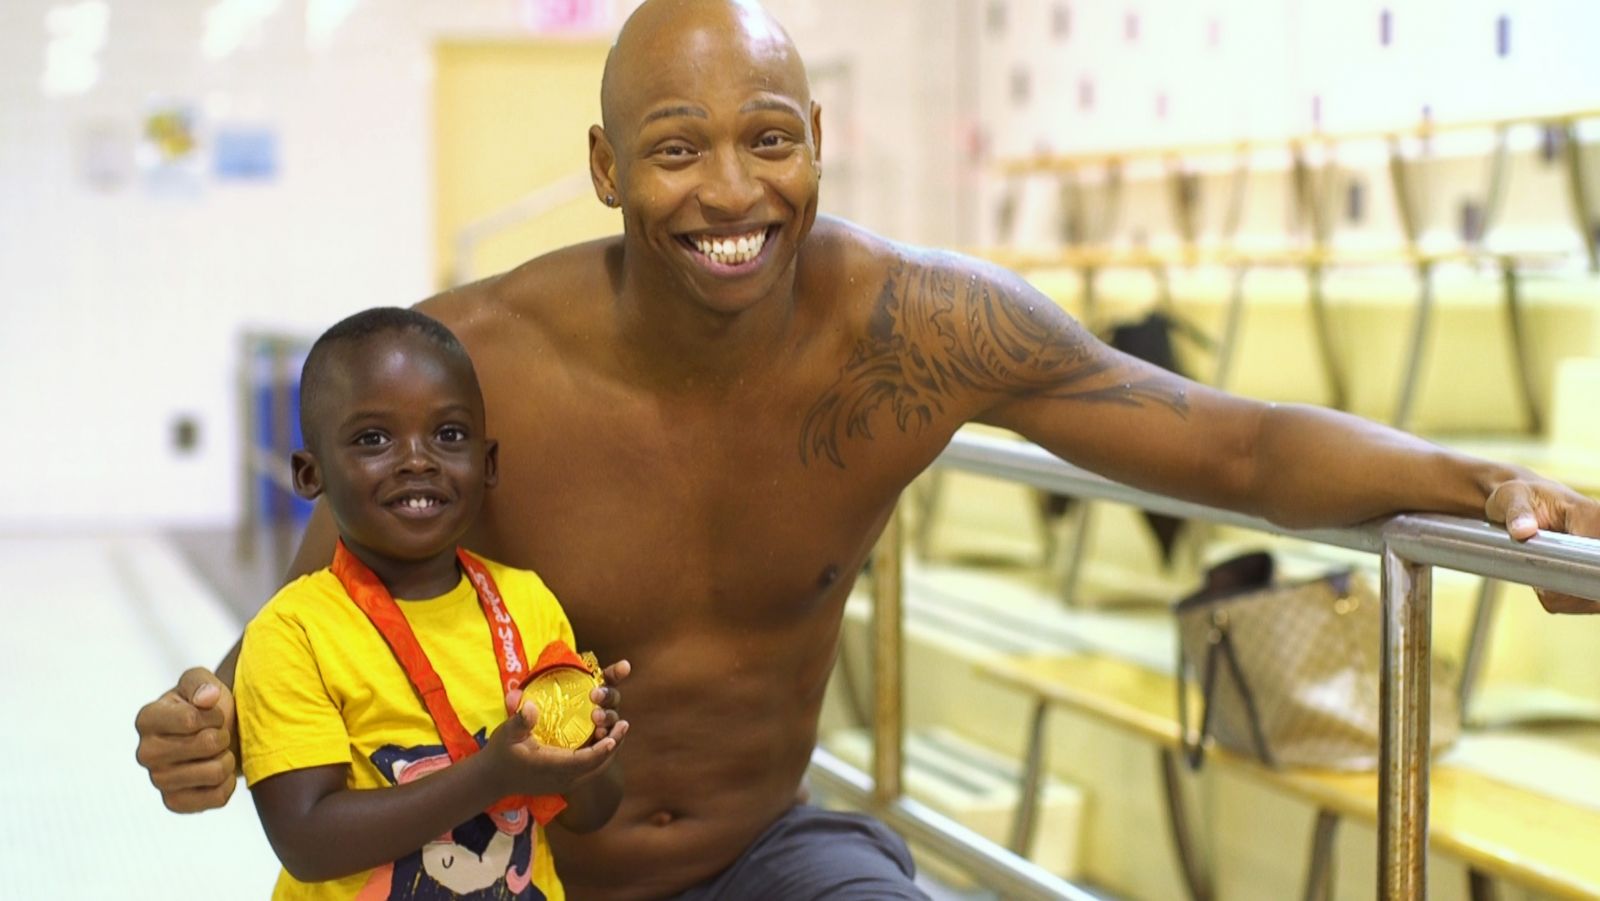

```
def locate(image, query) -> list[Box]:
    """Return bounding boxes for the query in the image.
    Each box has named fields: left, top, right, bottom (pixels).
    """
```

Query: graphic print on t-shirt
left=354, top=732, right=544, bottom=900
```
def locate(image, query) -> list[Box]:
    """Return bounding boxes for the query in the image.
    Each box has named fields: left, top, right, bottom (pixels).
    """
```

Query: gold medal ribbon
left=332, top=540, right=567, bottom=824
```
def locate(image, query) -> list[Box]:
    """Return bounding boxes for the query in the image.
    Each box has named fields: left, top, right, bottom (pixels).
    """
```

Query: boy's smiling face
left=291, top=330, right=498, bottom=598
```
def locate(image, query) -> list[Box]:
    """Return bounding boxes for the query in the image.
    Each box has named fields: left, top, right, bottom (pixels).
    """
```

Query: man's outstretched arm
left=900, top=252, right=1600, bottom=612
left=133, top=501, right=341, bottom=811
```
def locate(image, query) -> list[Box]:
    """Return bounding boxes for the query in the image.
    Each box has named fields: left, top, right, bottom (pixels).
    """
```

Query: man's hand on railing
left=1486, top=475, right=1600, bottom=613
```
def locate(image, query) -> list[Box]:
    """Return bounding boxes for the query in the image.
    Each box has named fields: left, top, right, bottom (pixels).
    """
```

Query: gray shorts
left=667, top=804, right=929, bottom=901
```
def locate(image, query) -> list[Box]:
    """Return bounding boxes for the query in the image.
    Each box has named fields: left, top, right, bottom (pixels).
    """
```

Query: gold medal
left=521, top=651, right=604, bottom=749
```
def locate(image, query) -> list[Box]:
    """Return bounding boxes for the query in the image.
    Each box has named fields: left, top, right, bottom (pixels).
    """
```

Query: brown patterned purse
left=1176, top=551, right=1460, bottom=770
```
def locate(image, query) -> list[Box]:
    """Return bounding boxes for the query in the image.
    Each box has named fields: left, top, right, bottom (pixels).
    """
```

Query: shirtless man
left=134, top=1, right=1600, bottom=898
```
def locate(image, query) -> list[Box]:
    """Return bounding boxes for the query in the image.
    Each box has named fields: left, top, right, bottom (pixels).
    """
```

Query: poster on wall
left=212, top=125, right=280, bottom=183
left=139, top=102, right=205, bottom=198
left=76, top=119, right=136, bottom=194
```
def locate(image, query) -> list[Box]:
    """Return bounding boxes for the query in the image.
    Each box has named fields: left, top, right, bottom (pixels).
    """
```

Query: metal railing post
left=1559, top=119, right=1599, bottom=273
left=238, top=334, right=259, bottom=564
left=871, top=508, right=906, bottom=804
left=268, top=338, right=295, bottom=578
left=1006, top=698, right=1050, bottom=857
left=1378, top=544, right=1435, bottom=899
left=818, top=433, right=1600, bottom=900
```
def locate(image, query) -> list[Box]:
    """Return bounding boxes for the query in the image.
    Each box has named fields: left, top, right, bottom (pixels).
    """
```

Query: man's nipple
left=817, top=564, right=841, bottom=589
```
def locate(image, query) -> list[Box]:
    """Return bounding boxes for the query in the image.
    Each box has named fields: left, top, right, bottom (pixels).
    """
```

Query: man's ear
left=290, top=450, right=324, bottom=500
left=589, top=125, right=620, bottom=207
left=482, top=439, right=500, bottom=489
left=810, top=100, right=823, bottom=173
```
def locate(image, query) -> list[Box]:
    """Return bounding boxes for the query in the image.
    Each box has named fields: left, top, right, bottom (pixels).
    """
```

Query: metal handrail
left=237, top=331, right=312, bottom=574
left=997, top=107, right=1600, bottom=174
left=451, top=172, right=595, bottom=286
left=821, top=429, right=1600, bottom=899
left=808, top=747, right=1099, bottom=901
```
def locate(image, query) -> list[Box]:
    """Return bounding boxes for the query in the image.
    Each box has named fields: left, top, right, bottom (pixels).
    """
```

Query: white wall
left=0, top=0, right=959, bottom=531
left=975, top=0, right=1600, bottom=158
left=9, top=0, right=1594, bottom=531
left=975, top=0, right=1600, bottom=250
left=2, top=1, right=436, bottom=528
left=780, top=0, right=967, bottom=249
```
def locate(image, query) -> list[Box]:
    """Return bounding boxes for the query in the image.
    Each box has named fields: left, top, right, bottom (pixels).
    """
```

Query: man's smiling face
left=592, top=0, right=822, bottom=314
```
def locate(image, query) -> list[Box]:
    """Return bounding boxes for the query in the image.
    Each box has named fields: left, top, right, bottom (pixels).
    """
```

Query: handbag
left=1175, top=551, right=1461, bottom=771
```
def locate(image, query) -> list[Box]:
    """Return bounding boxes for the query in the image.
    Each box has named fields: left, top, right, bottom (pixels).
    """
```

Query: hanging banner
left=517, top=0, right=616, bottom=36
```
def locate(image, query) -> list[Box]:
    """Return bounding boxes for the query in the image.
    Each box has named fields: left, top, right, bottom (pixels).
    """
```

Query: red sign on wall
left=518, top=0, right=616, bottom=35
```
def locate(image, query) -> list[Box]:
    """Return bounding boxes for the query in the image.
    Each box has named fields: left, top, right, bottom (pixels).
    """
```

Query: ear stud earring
left=604, top=194, right=617, bottom=207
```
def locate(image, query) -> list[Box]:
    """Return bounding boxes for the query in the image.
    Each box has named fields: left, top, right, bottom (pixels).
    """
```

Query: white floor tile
left=0, top=534, right=280, bottom=900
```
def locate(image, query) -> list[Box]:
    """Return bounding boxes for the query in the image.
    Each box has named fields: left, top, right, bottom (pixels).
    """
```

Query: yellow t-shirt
left=237, top=557, right=575, bottom=901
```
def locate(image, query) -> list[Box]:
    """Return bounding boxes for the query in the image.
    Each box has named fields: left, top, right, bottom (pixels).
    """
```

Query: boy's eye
left=353, top=431, right=388, bottom=448
left=438, top=426, right=468, bottom=442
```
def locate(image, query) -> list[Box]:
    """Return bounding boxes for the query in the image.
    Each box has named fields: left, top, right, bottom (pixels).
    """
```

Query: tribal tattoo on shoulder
left=799, top=254, right=1189, bottom=468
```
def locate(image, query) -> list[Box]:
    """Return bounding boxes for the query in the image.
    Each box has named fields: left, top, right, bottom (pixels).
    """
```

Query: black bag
left=1041, top=311, right=1188, bottom=565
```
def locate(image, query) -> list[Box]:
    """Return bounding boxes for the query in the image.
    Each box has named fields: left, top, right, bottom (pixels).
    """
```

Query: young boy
left=235, top=308, right=629, bottom=900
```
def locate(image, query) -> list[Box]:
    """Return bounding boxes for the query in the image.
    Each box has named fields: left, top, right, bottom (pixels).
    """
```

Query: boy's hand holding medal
left=487, top=642, right=631, bottom=798
left=518, top=642, right=627, bottom=749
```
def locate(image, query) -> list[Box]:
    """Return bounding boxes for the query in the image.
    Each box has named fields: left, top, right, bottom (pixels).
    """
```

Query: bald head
left=588, top=0, right=824, bottom=268
left=600, top=0, right=809, bottom=140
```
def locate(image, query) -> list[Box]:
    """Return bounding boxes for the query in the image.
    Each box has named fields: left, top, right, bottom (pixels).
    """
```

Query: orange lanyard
left=332, top=540, right=564, bottom=823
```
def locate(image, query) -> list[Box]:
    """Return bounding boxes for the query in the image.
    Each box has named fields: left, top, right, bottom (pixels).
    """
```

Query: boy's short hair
left=298, top=307, right=478, bottom=449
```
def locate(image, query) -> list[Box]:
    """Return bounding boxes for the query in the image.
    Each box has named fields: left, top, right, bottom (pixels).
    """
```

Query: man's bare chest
left=467, top=386, right=928, bottom=649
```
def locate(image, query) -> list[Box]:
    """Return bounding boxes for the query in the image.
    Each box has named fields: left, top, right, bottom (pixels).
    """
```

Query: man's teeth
left=399, top=497, right=438, bottom=509
left=692, top=230, right=766, bottom=265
